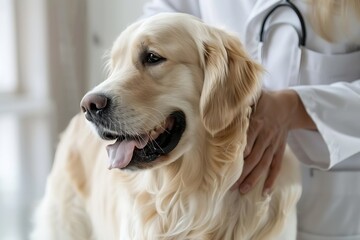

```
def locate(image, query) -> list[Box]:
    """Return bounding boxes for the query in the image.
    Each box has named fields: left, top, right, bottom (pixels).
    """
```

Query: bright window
left=0, top=115, right=21, bottom=240
left=0, top=0, right=17, bottom=93
left=0, top=1, right=53, bottom=239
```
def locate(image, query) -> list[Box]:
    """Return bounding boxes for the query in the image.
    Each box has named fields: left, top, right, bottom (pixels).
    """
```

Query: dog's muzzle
left=80, top=93, right=186, bottom=170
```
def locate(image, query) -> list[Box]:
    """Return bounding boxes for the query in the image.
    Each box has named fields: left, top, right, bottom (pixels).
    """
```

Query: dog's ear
left=200, top=28, right=262, bottom=135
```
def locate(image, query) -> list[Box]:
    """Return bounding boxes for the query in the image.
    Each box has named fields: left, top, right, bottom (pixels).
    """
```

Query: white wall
left=87, top=0, right=150, bottom=89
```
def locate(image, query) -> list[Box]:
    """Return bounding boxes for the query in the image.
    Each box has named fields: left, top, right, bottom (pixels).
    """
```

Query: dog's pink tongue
left=106, top=135, right=149, bottom=169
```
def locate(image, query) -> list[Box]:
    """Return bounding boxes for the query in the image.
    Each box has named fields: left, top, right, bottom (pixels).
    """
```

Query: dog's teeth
left=150, top=131, right=159, bottom=140
left=149, top=120, right=171, bottom=140
left=165, top=117, right=175, bottom=130
left=161, top=120, right=166, bottom=128
left=155, top=124, right=165, bottom=133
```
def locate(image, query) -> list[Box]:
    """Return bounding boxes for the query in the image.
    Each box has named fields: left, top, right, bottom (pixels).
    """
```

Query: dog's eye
left=145, top=52, right=165, bottom=65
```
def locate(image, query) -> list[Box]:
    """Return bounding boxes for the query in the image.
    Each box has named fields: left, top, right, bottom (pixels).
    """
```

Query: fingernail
left=263, top=188, right=271, bottom=197
left=244, top=148, right=250, bottom=157
left=240, top=184, right=250, bottom=194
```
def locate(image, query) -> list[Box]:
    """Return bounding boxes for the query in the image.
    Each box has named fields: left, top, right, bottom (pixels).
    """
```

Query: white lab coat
left=143, top=0, right=360, bottom=239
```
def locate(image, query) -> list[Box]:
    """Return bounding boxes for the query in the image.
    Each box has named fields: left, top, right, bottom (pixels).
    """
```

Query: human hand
left=231, top=90, right=298, bottom=195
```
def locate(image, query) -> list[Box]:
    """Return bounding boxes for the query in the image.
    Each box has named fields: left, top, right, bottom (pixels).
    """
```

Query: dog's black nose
left=80, top=93, right=109, bottom=119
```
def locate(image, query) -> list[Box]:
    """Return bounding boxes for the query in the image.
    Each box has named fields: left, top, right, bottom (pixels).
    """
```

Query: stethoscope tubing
left=259, top=0, right=307, bottom=46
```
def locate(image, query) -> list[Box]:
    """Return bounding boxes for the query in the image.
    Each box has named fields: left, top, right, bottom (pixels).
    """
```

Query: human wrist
left=287, top=90, right=316, bottom=130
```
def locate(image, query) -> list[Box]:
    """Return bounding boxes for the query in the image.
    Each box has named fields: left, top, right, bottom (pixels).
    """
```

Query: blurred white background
left=0, top=0, right=149, bottom=239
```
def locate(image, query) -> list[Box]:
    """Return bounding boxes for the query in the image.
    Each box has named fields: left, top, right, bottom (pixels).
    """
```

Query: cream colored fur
left=31, top=13, right=301, bottom=240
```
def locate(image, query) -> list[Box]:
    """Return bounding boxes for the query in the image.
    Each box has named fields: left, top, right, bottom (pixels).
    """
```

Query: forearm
left=268, top=89, right=316, bottom=131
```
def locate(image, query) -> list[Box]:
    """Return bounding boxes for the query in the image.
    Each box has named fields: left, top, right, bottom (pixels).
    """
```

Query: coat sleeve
left=142, top=0, right=201, bottom=18
left=291, top=80, right=360, bottom=169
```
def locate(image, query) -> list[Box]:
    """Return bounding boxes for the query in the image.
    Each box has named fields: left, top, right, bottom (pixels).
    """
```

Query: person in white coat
left=142, top=0, right=360, bottom=239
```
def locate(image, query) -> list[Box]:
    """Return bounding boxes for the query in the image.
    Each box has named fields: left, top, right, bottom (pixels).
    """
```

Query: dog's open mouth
left=105, top=111, right=186, bottom=169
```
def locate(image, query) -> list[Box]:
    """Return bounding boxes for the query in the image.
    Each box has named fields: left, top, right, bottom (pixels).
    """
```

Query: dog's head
left=80, top=13, right=261, bottom=170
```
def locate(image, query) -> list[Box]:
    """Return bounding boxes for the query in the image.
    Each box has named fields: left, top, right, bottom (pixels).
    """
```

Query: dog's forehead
left=137, top=13, right=203, bottom=41
left=117, top=13, right=202, bottom=43
left=142, top=13, right=202, bottom=29
left=111, top=13, right=205, bottom=66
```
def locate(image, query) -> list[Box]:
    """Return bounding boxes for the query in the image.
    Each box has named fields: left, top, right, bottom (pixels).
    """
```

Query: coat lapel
left=244, top=0, right=280, bottom=59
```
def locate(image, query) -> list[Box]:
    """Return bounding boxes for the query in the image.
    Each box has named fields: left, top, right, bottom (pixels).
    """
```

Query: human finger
left=231, top=134, right=270, bottom=191
left=239, top=144, right=274, bottom=194
left=244, top=118, right=262, bottom=157
left=262, top=142, right=285, bottom=196
left=240, top=131, right=271, bottom=183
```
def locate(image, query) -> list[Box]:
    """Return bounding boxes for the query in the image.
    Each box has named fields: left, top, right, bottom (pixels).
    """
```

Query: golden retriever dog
left=31, top=13, right=301, bottom=240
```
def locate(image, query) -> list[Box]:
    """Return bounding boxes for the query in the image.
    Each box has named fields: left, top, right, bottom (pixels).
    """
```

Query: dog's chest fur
left=85, top=147, right=292, bottom=240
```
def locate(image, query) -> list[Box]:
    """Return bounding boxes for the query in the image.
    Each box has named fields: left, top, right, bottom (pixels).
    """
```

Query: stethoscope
left=259, top=0, right=307, bottom=47
left=257, top=0, right=307, bottom=88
